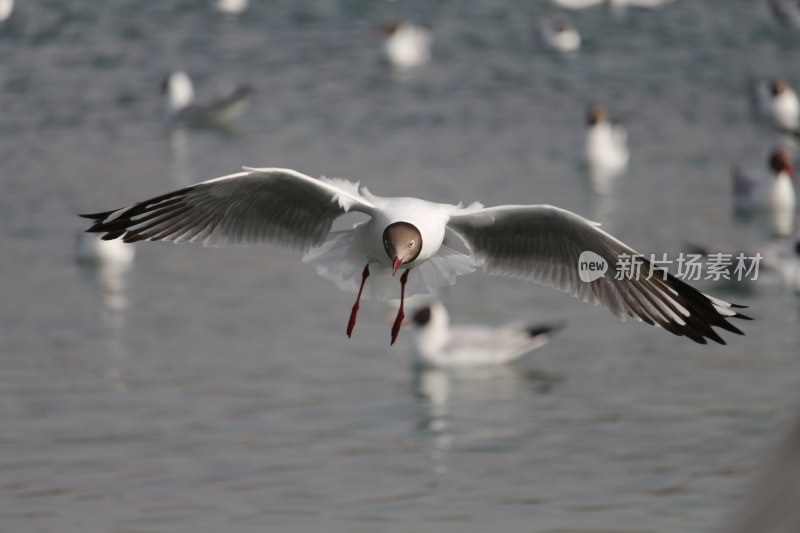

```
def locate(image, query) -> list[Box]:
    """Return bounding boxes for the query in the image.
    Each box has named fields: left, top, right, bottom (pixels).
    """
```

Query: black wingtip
left=653, top=269, right=752, bottom=345
left=104, top=230, right=127, bottom=240
left=526, top=320, right=566, bottom=338
left=79, top=210, right=123, bottom=237
left=79, top=210, right=115, bottom=222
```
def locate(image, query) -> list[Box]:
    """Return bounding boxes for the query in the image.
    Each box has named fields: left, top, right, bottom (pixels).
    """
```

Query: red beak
left=392, top=256, right=402, bottom=276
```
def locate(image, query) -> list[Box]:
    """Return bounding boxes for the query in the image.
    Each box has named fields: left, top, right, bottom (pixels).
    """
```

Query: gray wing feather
left=448, top=204, right=749, bottom=345
left=81, top=168, right=374, bottom=251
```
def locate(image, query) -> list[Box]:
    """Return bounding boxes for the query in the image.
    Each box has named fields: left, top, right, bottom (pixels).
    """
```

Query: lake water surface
left=1, top=1, right=799, bottom=531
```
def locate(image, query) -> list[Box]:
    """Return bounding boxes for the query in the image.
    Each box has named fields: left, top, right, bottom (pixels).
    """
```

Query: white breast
left=359, top=197, right=451, bottom=267
left=767, top=173, right=797, bottom=236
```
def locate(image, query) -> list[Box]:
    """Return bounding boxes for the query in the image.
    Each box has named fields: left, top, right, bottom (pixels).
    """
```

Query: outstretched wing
left=448, top=204, right=750, bottom=345
left=81, top=167, right=375, bottom=251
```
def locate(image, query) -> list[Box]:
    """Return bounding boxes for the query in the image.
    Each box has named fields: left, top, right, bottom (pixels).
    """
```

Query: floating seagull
left=769, top=78, right=800, bottom=133
left=161, top=71, right=251, bottom=127
left=747, top=78, right=800, bottom=137
left=380, top=21, right=433, bottom=71
left=80, top=167, right=749, bottom=345
left=612, top=0, right=676, bottom=7
left=584, top=103, right=629, bottom=190
left=732, top=149, right=797, bottom=237
left=539, top=17, right=581, bottom=54
left=550, top=0, right=674, bottom=10
left=550, top=0, right=605, bottom=10
left=0, top=0, right=12, bottom=24
left=76, top=233, right=136, bottom=268
left=408, top=301, right=564, bottom=368
left=214, top=0, right=248, bottom=16
left=76, top=233, right=136, bottom=314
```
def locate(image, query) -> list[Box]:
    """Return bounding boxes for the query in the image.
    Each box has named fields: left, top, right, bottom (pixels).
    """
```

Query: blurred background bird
left=732, top=148, right=797, bottom=237
left=161, top=70, right=252, bottom=129
left=213, top=0, right=248, bottom=17
left=768, top=78, right=800, bottom=133
left=0, top=0, right=13, bottom=23
left=380, top=20, right=433, bottom=71
left=550, top=0, right=675, bottom=12
left=539, top=16, right=582, bottom=54
left=584, top=103, right=629, bottom=192
left=407, top=300, right=564, bottom=369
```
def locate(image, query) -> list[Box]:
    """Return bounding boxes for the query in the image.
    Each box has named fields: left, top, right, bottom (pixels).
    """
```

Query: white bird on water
left=76, top=233, right=136, bottom=267
left=539, top=17, right=582, bottom=54
left=75, top=233, right=136, bottom=314
left=584, top=103, right=629, bottom=191
left=408, top=301, right=564, bottom=368
left=81, top=167, right=749, bottom=345
left=0, top=0, right=13, bottom=24
left=380, top=21, right=433, bottom=71
left=162, top=71, right=251, bottom=127
left=214, top=0, right=248, bottom=16
left=732, top=148, right=797, bottom=237
left=768, top=78, right=800, bottom=133
left=551, top=0, right=675, bottom=10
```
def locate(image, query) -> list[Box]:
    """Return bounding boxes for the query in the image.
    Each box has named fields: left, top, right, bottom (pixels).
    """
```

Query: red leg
left=347, top=264, right=370, bottom=338
left=390, top=269, right=411, bottom=345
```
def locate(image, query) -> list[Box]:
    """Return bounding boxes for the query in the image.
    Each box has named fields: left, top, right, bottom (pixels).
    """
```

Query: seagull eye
left=408, top=241, right=415, bottom=248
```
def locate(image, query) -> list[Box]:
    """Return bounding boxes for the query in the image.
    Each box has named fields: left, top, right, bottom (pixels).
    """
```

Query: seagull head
left=554, top=17, right=573, bottom=33
left=379, top=20, right=402, bottom=36
left=587, top=103, right=605, bottom=125
left=410, top=306, right=431, bottom=327
left=769, top=78, right=791, bottom=97
left=382, top=222, right=423, bottom=275
left=769, top=148, right=794, bottom=180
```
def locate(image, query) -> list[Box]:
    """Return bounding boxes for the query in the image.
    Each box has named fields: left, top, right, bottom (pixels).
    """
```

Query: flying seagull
left=81, top=167, right=749, bottom=345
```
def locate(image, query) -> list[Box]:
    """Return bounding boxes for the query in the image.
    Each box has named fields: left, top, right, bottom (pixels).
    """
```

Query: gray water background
left=1, top=1, right=799, bottom=531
